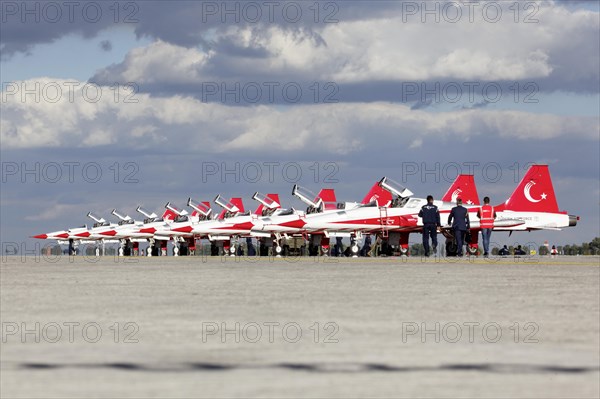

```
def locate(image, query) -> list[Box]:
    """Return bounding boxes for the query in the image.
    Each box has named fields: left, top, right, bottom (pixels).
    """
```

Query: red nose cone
left=56, top=233, right=70, bottom=239
left=32, top=234, right=48, bottom=239
left=75, top=231, right=91, bottom=238
left=100, top=230, right=117, bottom=237
left=278, top=219, right=307, bottom=229
left=173, top=226, right=193, bottom=233
left=139, top=227, right=156, bottom=234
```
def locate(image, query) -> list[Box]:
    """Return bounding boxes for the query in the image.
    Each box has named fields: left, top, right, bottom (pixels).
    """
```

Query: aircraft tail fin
left=442, top=175, right=480, bottom=205
left=161, top=208, right=179, bottom=221
left=361, top=182, right=393, bottom=207
left=316, top=189, right=336, bottom=203
left=317, top=189, right=337, bottom=211
left=500, top=165, right=560, bottom=212
left=230, top=198, right=245, bottom=213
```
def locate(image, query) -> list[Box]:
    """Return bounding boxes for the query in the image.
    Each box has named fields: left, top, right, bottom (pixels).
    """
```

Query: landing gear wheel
left=446, top=240, right=457, bottom=257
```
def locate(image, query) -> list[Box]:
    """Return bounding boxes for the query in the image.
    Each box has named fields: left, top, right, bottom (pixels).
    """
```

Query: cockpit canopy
left=292, top=185, right=322, bottom=208
left=214, top=195, right=240, bottom=213
left=136, top=206, right=157, bottom=219
left=174, top=215, right=189, bottom=223
left=252, top=192, right=280, bottom=209
left=165, top=202, right=188, bottom=216
left=187, top=198, right=212, bottom=217
left=379, top=177, right=414, bottom=198
left=277, top=208, right=296, bottom=216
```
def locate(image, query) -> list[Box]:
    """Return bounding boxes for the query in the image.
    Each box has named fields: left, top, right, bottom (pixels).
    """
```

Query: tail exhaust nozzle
left=569, top=215, right=579, bottom=227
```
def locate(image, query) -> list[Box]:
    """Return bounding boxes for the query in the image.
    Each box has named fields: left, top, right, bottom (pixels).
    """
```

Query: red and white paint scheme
left=250, top=182, right=395, bottom=256
left=493, top=165, right=578, bottom=231
left=30, top=165, right=577, bottom=257
left=300, top=174, right=525, bottom=255
left=183, top=195, right=282, bottom=256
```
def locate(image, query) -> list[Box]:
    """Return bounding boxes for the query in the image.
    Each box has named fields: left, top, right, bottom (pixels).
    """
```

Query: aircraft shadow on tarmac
left=18, top=362, right=599, bottom=374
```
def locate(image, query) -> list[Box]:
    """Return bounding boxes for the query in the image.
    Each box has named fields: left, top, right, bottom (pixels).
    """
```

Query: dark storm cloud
left=0, top=0, right=118, bottom=59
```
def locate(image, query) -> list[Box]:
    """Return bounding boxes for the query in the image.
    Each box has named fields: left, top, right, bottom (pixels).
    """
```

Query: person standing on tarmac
left=448, top=198, right=470, bottom=257
left=476, top=196, right=497, bottom=257
left=418, top=195, right=441, bottom=256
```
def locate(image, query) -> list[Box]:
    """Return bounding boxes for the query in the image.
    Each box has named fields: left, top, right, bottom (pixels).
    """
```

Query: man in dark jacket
left=418, top=195, right=440, bottom=256
left=448, top=198, right=470, bottom=257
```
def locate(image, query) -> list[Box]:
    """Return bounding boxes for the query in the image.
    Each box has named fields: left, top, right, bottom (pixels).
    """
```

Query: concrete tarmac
left=1, top=255, right=599, bottom=398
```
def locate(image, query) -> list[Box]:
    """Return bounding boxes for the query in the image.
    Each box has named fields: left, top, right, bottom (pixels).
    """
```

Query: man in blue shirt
left=418, top=195, right=440, bottom=256
left=448, top=198, right=470, bottom=257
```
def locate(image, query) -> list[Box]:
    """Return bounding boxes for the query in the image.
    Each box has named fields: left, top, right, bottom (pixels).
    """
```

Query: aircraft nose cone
left=32, top=234, right=48, bottom=239
left=75, top=232, right=91, bottom=238
left=56, top=233, right=70, bottom=239
left=139, top=227, right=156, bottom=234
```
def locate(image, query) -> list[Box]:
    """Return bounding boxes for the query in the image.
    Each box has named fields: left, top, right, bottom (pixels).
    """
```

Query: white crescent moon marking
left=524, top=181, right=542, bottom=203
left=451, top=188, right=462, bottom=202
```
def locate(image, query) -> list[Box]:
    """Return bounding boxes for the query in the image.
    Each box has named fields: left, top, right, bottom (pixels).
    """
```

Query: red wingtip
left=32, top=234, right=48, bottom=239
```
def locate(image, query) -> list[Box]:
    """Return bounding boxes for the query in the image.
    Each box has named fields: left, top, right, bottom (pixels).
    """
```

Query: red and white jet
left=298, top=174, right=521, bottom=255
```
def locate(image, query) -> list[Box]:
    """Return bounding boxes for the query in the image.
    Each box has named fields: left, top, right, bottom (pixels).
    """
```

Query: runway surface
left=1, top=255, right=599, bottom=398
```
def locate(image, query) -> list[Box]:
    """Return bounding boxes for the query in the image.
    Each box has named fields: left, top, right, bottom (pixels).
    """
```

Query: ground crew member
left=448, top=198, right=470, bottom=257
left=418, top=195, right=440, bottom=256
left=476, top=196, right=497, bottom=257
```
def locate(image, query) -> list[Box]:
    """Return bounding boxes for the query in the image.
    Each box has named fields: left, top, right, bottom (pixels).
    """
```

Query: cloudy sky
left=1, top=0, right=599, bottom=249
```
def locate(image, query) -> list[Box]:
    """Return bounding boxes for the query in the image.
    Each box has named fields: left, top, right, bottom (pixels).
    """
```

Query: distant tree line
left=539, top=237, right=600, bottom=256
left=410, top=237, right=600, bottom=256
